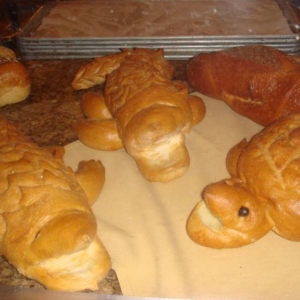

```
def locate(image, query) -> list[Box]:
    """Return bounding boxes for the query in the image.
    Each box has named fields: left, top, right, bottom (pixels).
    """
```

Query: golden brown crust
left=0, top=53, right=31, bottom=107
left=104, top=49, right=175, bottom=114
left=72, top=48, right=206, bottom=182
left=118, top=83, right=192, bottom=182
left=187, top=94, right=206, bottom=126
left=75, top=160, right=106, bottom=206
left=0, top=46, right=16, bottom=63
left=186, top=45, right=300, bottom=126
left=72, top=118, right=123, bottom=151
left=187, top=179, right=273, bottom=249
left=205, top=179, right=273, bottom=236
left=236, top=114, right=300, bottom=240
left=80, top=91, right=112, bottom=120
left=0, top=117, right=111, bottom=291
left=187, top=113, right=300, bottom=248
left=104, top=50, right=197, bottom=182
left=225, top=138, right=249, bottom=178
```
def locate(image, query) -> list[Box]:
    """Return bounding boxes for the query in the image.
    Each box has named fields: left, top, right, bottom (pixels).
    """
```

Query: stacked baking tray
left=17, top=0, right=300, bottom=60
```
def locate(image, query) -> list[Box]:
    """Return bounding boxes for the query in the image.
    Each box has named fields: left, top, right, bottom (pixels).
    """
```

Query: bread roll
left=0, top=118, right=110, bottom=291
left=72, top=48, right=206, bottom=182
left=186, top=45, right=300, bottom=126
left=0, top=46, right=31, bottom=106
left=187, top=113, right=300, bottom=248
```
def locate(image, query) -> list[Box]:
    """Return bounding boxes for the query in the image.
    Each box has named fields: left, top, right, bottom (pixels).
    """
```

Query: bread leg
left=75, top=160, right=105, bottom=205
left=73, top=118, right=123, bottom=151
left=225, top=139, right=249, bottom=178
left=71, top=51, right=130, bottom=90
left=80, top=91, right=112, bottom=120
left=187, top=94, right=206, bottom=126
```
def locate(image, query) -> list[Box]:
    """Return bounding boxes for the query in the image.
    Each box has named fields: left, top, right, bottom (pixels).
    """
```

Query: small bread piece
left=72, top=48, right=206, bottom=182
left=0, top=46, right=30, bottom=106
left=187, top=94, right=206, bottom=126
left=225, top=138, right=248, bottom=178
left=187, top=113, right=300, bottom=248
left=186, top=45, right=300, bottom=126
left=74, top=160, right=106, bottom=205
left=0, top=46, right=17, bottom=63
left=0, top=117, right=110, bottom=291
left=73, top=91, right=123, bottom=150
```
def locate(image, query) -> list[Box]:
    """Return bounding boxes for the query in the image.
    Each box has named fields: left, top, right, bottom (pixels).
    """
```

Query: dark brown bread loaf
left=186, top=45, right=300, bottom=126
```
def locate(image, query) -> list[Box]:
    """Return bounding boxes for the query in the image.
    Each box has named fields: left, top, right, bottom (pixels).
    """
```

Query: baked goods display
left=187, top=113, right=300, bottom=248
left=186, top=45, right=300, bottom=126
left=0, top=118, right=110, bottom=291
left=0, top=46, right=31, bottom=107
left=72, top=48, right=206, bottom=182
left=3, top=39, right=300, bottom=296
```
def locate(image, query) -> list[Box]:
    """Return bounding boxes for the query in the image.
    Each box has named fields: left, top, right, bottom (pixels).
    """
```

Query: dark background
left=0, top=0, right=75, bottom=39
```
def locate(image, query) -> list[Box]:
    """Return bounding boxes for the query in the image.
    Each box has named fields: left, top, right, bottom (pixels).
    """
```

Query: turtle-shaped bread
left=0, top=46, right=31, bottom=106
left=187, top=113, right=300, bottom=248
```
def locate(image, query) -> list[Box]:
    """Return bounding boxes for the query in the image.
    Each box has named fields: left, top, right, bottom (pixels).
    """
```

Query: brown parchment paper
left=64, top=93, right=300, bottom=299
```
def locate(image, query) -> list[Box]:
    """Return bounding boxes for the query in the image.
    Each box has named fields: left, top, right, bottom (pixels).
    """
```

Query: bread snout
left=187, top=179, right=274, bottom=248
left=30, top=211, right=97, bottom=259
left=123, top=104, right=191, bottom=182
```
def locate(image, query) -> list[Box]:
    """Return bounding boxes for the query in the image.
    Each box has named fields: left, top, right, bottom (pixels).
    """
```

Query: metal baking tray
left=16, top=0, right=300, bottom=60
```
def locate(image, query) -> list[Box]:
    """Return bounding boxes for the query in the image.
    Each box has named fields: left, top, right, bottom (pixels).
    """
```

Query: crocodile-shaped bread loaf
left=72, top=48, right=206, bottom=182
left=0, top=117, right=110, bottom=291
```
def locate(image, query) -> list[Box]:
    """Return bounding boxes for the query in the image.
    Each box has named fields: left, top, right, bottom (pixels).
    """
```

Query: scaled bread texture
left=0, top=46, right=30, bottom=106
left=187, top=113, right=300, bottom=248
left=186, top=45, right=300, bottom=126
left=0, top=118, right=110, bottom=291
left=72, top=48, right=206, bottom=182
